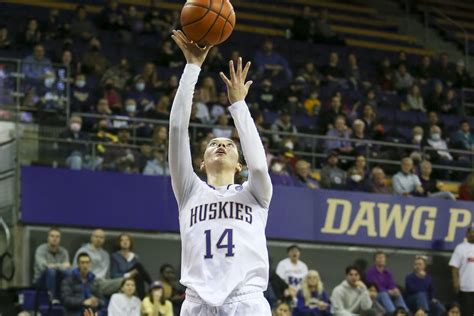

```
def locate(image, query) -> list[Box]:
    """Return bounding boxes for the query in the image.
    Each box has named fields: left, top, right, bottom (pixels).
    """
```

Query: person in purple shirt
left=366, top=251, right=409, bottom=313
left=325, top=116, right=353, bottom=154
left=405, top=256, right=445, bottom=316
left=254, top=39, right=292, bottom=88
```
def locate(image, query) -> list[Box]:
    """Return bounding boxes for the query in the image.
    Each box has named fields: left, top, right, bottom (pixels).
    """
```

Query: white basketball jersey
left=169, top=64, right=273, bottom=307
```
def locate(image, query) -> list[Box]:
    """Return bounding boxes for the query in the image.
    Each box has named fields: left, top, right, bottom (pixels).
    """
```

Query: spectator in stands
left=320, top=95, right=346, bottom=134
left=435, top=52, right=454, bottom=85
left=22, top=44, right=52, bottom=80
left=370, top=167, right=392, bottom=194
left=361, top=105, right=378, bottom=138
left=325, top=116, right=353, bottom=154
left=314, top=9, right=345, bottom=45
left=73, top=229, right=110, bottom=280
left=440, top=88, right=458, bottom=114
left=271, top=110, right=298, bottom=148
left=127, top=76, right=154, bottom=110
left=331, top=265, right=374, bottom=316
left=404, top=256, right=445, bottom=316
left=62, top=252, right=104, bottom=316
left=426, top=81, right=445, bottom=113
left=273, top=301, right=292, bottom=316
left=352, top=119, right=368, bottom=154
left=452, top=119, right=474, bottom=151
left=392, top=157, right=424, bottom=196
left=34, top=227, right=71, bottom=303
left=304, top=89, right=321, bottom=116
left=199, top=76, right=218, bottom=104
left=212, top=114, right=233, bottom=139
left=152, top=126, right=169, bottom=152
left=110, top=233, right=151, bottom=299
left=277, top=244, right=308, bottom=294
left=140, top=62, right=163, bottom=89
left=23, top=18, right=42, bottom=47
left=396, top=51, right=408, bottom=68
left=82, top=37, right=108, bottom=75
left=366, top=251, right=409, bottom=313
left=406, top=84, right=426, bottom=112
left=108, top=278, right=141, bottom=315
left=95, top=98, right=112, bottom=115
left=320, top=151, right=347, bottom=190
left=299, top=61, right=322, bottom=88
left=278, top=76, right=306, bottom=114
left=449, top=226, right=474, bottom=316
left=158, top=264, right=185, bottom=314
left=367, top=283, right=386, bottom=316
left=291, top=6, right=314, bottom=41
left=209, top=91, right=228, bottom=123
left=322, top=52, right=345, bottom=84
left=44, top=9, right=62, bottom=40
left=423, top=112, right=444, bottom=135
left=202, top=46, right=225, bottom=74
left=124, top=98, right=140, bottom=118
left=426, top=125, right=453, bottom=162
left=269, top=157, right=294, bottom=186
left=346, top=155, right=370, bottom=192
left=394, top=64, right=414, bottom=94
left=71, top=73, right=92, bottom=112
left=70, top=5, right=96, bottom=40
left=141, top=281, right=174, bottom=316
left=61, top=49, right=77, bottom=77
left=59, top=115, right=99, bottom=170
left=124, top=5, right=143, bottom=34
left=0, top=25, right=12, bottom=49
left=458, top=172, right=474, bottom=201
left=254, top=39, right=292, bottom=87
left=93, top=119, right=118, bottom=158
left=143, top=0, right=169, bottom=35
left=347, top=53, right=367, bottom=90
left=416, top=56, right=433, bottom=85
left=99, top=0, right=124, bottom=31
left=101, top=58, right=132, bottom=91
left=101, top=78, right=122, bottom=114
left=253, top=78, right=277, bottom=112
left=156, top=40, right=184, bottom=69
left=294, top=270, right=331, bottom=316
left=419, top=160, right=455, bottom=200
left=143, top=149, right=169, bottom=176
left=453, top=59, right=472, bottom=88
left=104, top=128, right=140, bottom=173
left=293, top=159, right=319, bottom=189
left=445, top=303, right=461, bottom=316
left=35, top=70, right=64, bottom=113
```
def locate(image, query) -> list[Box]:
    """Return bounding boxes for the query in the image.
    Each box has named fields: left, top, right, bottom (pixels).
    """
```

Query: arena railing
left=26, top=112, right=474, bottom=178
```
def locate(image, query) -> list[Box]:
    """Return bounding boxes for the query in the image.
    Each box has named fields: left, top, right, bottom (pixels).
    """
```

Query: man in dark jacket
left=61, top=252, right=104, bottom=316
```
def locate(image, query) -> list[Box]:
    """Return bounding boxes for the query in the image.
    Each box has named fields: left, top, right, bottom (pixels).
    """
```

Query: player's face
left=47, top=230, right=60, bottom=247
left=203, top=138, right=240, bottom=173
left=121, top=279, right=136, bottom=297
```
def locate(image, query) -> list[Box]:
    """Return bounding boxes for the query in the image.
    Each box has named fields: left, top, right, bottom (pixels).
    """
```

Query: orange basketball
left=181, top=0, right=236, bottom=47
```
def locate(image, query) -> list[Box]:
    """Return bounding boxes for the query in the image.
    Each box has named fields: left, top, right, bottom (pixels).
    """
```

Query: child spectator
left=107, top=278, right=141, bottom=316
left=141, top=281, right=174, bottom=316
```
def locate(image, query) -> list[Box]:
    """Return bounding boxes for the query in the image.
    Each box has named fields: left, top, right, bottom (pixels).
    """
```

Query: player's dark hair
left=345, top=265, right=359, bottom=275
left=76, top=252, right=90, bottom=264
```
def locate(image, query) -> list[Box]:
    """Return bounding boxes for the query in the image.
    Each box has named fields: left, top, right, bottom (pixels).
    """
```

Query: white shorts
left=180, top=289, right=271, bottom=316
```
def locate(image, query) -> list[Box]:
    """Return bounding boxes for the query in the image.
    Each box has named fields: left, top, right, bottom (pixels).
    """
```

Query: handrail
left=429, top=7, right=469, bottom=69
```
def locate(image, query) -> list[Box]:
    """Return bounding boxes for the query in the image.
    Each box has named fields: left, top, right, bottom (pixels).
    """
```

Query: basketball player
left=169, top=30, right=273, bottom=315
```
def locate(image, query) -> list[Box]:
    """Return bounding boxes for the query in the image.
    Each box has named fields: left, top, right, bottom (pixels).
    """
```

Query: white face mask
left=284, top=141, right=294, bottom=151
left=431, top=133, right=441, bottom=141
left=271, top=163, right=283, bottom=173
left=75, top=80, right=86, bottom=88
left=44, top=78, right=55, bottom=87
left=351, top=174, right=362, bottom=182
left=414, top=134, right=422, bottom=143
left=70, top=122, right=81, bottom=133
left=135, top=83, right=145, bottom=91
left=126, top=104, right=136, bottom=113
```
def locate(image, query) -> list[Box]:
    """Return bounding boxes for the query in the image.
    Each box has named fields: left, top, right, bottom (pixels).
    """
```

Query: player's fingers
left=175, top=30, right=189, bottom=43
left=244, top=80, right=253, bottom=91
left=237, top=57, right=242, bottom=78
left=229, top=60, right=236, bottom=82
left=171, top=35, right=184, bottom=49
left=242, top=61, right=251, bottom=82
left=219, top=72, right=232, bottom=86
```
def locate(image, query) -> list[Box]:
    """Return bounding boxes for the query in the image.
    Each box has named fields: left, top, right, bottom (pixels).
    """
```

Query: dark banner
left=21, top=166, right=473, bottom=250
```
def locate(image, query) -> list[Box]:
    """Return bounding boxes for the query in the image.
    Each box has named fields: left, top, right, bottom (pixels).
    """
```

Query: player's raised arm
left=169, top=30, right=212, bottom=207
left=220, top=57, right=273, bottom=208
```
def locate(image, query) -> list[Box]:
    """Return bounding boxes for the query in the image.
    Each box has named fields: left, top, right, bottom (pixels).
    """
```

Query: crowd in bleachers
left=26, top=226, right=474, bottom=316
left=0, top=1, right=472, bottom=200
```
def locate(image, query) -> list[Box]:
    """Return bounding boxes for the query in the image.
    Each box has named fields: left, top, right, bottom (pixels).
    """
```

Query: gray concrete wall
left=24, top=226, right=456, bottom=304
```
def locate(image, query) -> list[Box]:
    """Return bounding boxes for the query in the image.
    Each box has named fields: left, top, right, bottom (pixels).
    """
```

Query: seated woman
left=110, top=233, right=152, bottom=299
left=294, top=270, right=331, bottom=316
left=141, top=281, right=173, bottom=316
left=108, top=278, right=141, bottom=316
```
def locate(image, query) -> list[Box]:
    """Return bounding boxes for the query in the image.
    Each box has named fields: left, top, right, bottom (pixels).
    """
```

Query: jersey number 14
left=204, top=229, right=235, bottom=259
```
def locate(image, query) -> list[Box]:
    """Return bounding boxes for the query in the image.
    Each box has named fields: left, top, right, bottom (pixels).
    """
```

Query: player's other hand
left=220, top=57, right=253, bottom=104
left=171, top=30, right=212, bottom=67
left=83, top=308, right=98, bottom=316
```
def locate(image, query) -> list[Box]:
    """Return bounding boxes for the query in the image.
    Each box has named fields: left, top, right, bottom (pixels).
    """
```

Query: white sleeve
left=276, top=260, right=287, bottom=283
left=228, top=101, right=272, bottom=209
left=107, top=294, right=124, bottom=316
left=169, top=64, right=202, bottom=208
left=449, top=246, right=462, bottom=268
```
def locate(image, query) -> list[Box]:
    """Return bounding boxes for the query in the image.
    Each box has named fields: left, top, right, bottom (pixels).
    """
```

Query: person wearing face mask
left=71, top=73, right=91, bottom=112
left=59, top=115, right=96, bottom=170
left=392, top=157, right=424, bottom=196
left=124, top=98, right=139, bottom=117
left=320, top=151, right=347, bottom=190
left=125, top=76, right=154, bottom=110
left=269, top=158, right=294, bottom=186
left=426, top=125, right=453, bottom=162
left=35, top=70, right=63, bottom=113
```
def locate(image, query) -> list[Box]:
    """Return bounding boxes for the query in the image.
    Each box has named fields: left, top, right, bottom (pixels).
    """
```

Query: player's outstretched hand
left=219, top=57, right=253, bottom=104
left=171, top=30, right=212, bottom=67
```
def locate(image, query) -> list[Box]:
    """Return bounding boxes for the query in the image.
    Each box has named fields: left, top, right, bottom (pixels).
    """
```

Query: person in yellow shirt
left=141, top=281, right=173, bottom=316
left=304, top=90, right=321, bottom=116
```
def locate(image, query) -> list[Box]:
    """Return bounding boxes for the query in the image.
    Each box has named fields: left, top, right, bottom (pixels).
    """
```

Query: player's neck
left=207, top=171, right=234, bottom=187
